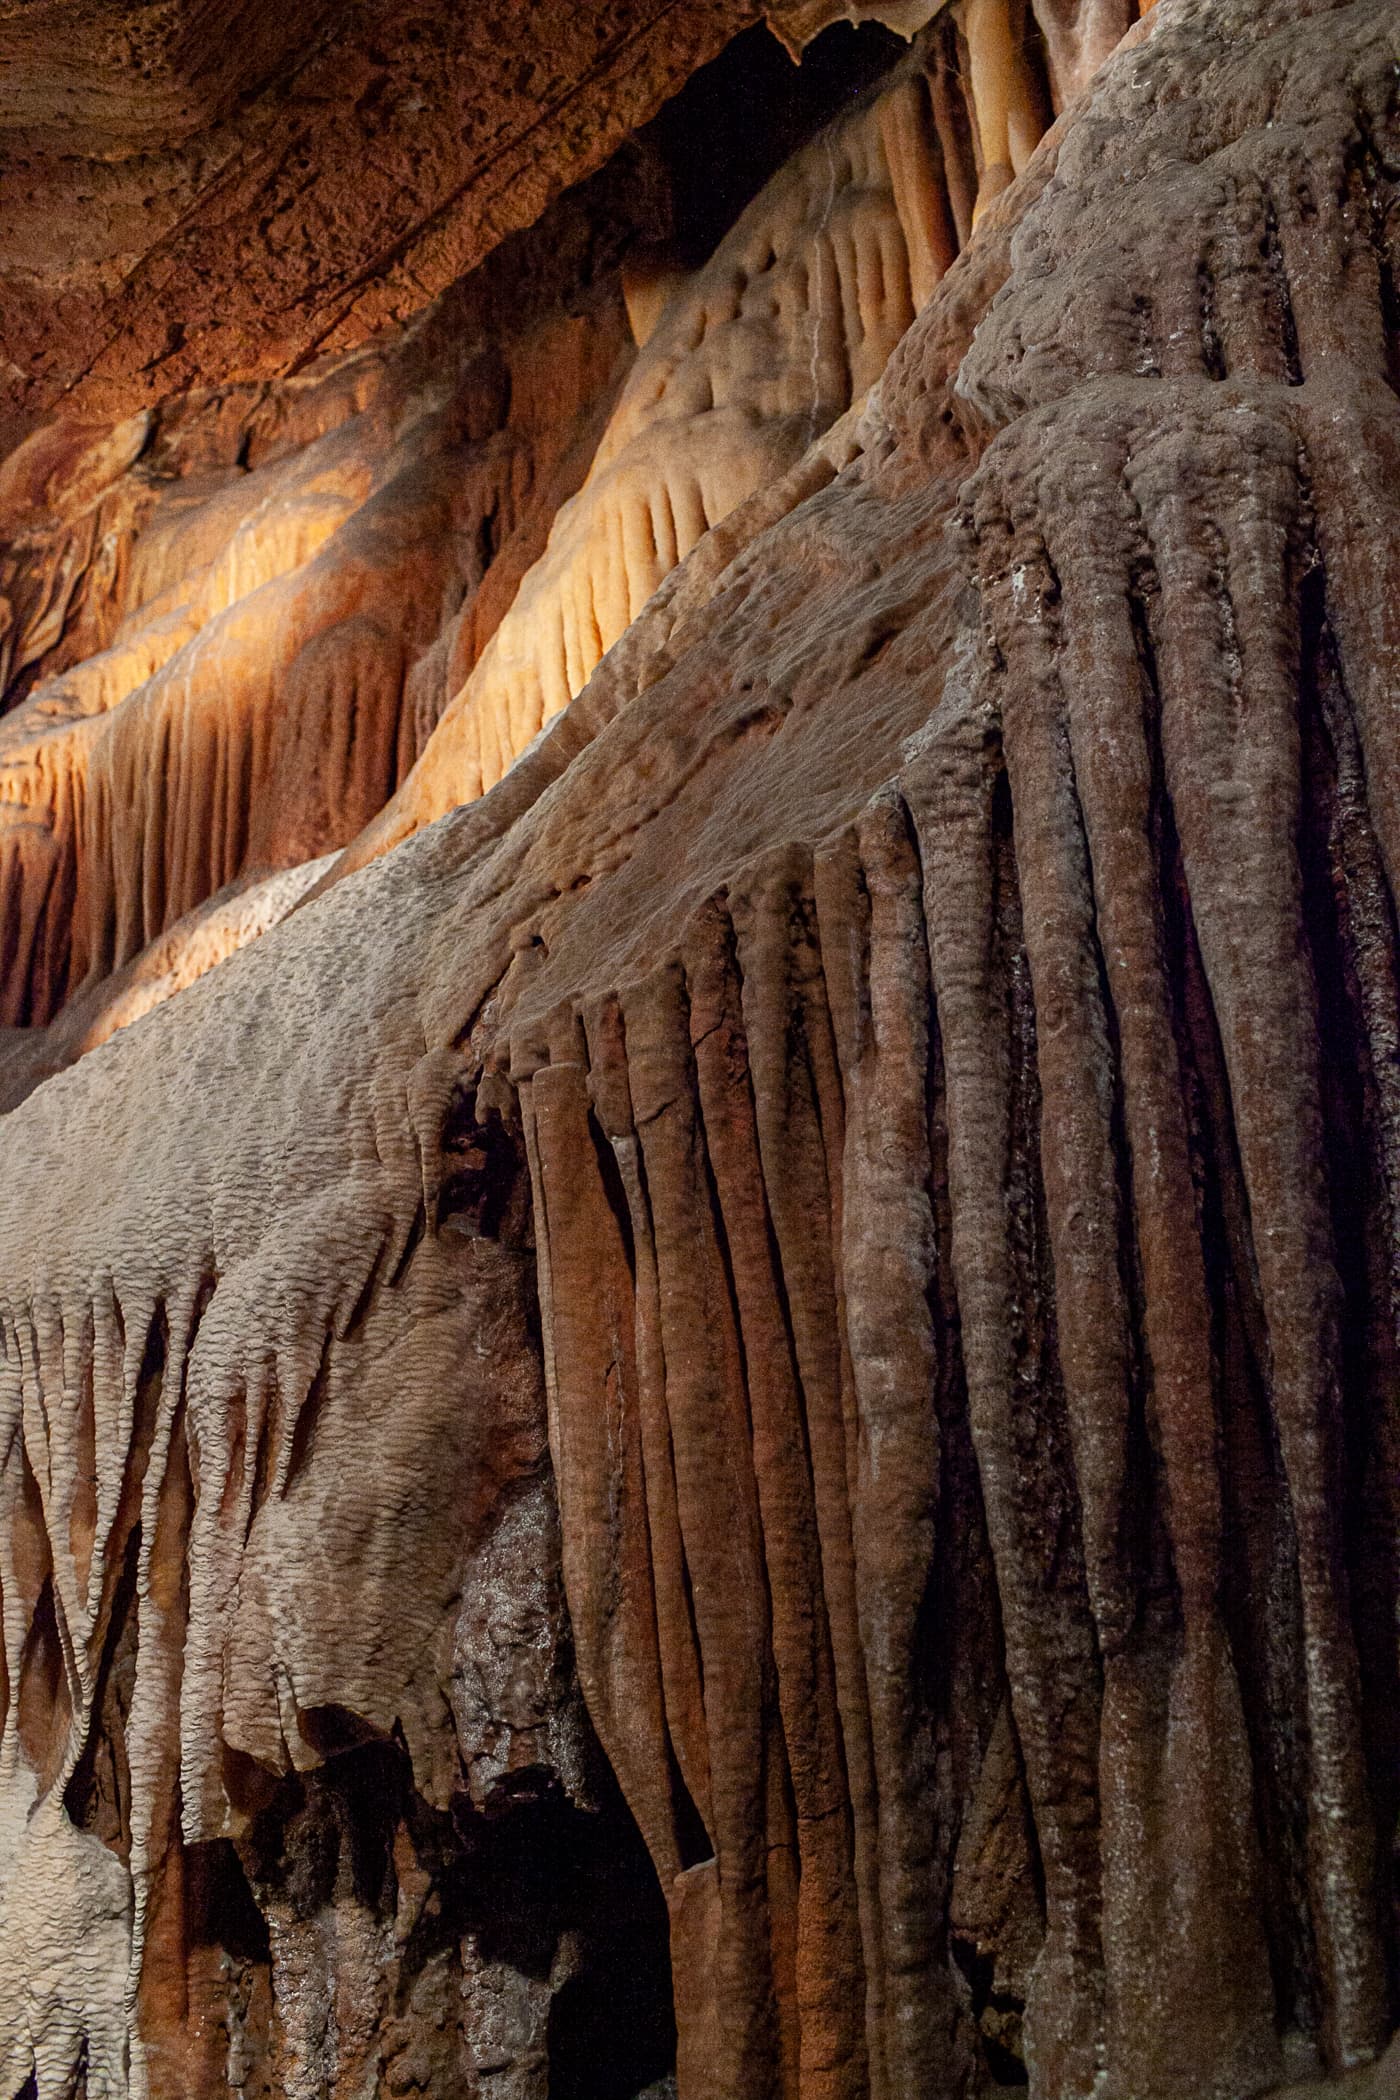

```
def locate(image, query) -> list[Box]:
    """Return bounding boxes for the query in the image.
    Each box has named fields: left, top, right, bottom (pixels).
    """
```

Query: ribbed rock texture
left=0, top=1, right=1398, bottom=2098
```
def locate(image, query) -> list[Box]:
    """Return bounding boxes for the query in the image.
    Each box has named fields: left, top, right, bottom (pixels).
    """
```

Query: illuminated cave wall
left=0, top=7, right=1096, bottom=1096
left=0, top=4, right=1398, bottom=2100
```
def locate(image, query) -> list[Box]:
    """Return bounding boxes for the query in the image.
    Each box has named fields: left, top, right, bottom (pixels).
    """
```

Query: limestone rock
left=0, top=0, right=761, bottom=452
left=0, top=1, right=1397, bottom=2097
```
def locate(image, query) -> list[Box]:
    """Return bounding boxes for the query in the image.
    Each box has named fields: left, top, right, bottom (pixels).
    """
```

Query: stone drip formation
left=0, top=1, right=1396, bottom=2097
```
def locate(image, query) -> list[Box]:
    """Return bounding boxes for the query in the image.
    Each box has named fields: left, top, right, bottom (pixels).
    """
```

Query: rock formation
left=0, top=0, right=1397, bottom=2097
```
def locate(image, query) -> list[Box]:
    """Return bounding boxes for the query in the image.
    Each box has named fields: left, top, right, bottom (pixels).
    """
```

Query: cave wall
left=0, top=0, right=765, bottom=454
left=0, top=1, right=1397, bottom=2098
left=0, top=5, right=1083, bottom=1099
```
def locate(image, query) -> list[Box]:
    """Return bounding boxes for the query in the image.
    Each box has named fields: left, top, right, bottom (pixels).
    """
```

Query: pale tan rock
left=380, top=57, right=953, bottom=831
left=766, top=0, right=945, bottom=59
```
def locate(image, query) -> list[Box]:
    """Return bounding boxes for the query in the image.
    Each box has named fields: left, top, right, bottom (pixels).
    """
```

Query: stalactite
left=0, top=2, right=1090, bottom=1072
left=380, top=67, right=942, bottom=838
left=0, top=258, right=636, bottom=1042
left=327, top=11, right=1076, bottom=859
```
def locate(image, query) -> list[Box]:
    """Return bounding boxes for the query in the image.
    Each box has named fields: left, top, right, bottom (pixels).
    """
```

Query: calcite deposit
left=0, top=1, right=1397, bottom=2097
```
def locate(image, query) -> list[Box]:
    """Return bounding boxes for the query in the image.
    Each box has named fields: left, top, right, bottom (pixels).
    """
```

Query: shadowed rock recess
left=0, top=0, right=1398, bottom=2094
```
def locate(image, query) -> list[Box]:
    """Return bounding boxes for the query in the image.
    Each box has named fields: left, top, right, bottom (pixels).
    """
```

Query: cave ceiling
left=0, top=0, right=771, bottom=450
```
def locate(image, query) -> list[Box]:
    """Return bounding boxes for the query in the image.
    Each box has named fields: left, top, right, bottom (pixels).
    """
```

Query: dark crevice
left=282, top=1328, right=333, bottom=1496
left=1136, top=562, right=1317, bottom=2040
left=666, top=1738, right=713, bottom=1871
left=219, top=1733, right=677, bottom=2091
left=1198, top=258, right=1226, bottom=380
left=636, top=19, right=906, bottom=271
left=588, top=1101, right=637, bottom=1284
left=388, top=1199, right=426, bottom=1286
left=1297, top=562, right=1400, bottom=2018
left=438, top=1083, right=533, bottom=1247
left=952, top=1937, right=1030, bottom=2085
left=1262, top=195, right=1304, bottom=386
left=63, top=1520, right=141, bottom=1854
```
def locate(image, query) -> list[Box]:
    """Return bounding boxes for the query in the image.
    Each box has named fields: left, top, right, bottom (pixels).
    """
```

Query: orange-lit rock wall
left=1, top=8, right=1082, bottom=1080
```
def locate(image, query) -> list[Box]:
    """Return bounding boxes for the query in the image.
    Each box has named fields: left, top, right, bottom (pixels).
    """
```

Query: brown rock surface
left=0, top=0, right=773, bottom=453
left=0, top=9, right=1029, bottom=1073
left=0, top=0, right=1398, bottom=2097
left=0, top=151, right=652, bottom=1034
left=0, top=0, right=1139, bottom=457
